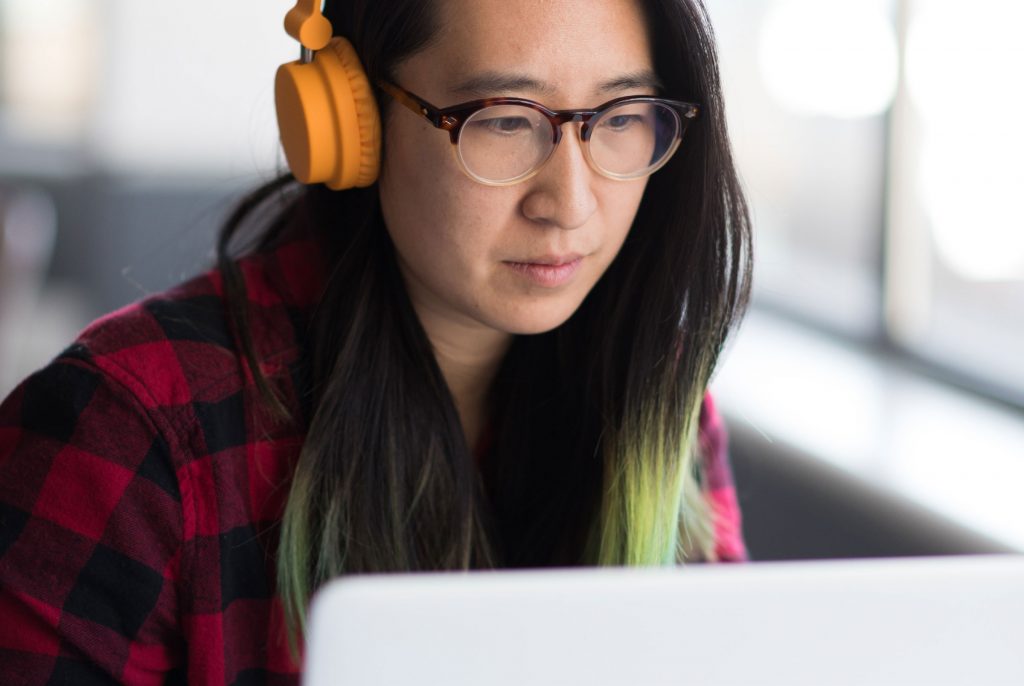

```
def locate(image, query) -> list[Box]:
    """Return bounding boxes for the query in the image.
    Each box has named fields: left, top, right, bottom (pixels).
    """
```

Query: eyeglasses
left=379, top=81, right=701, bottom=186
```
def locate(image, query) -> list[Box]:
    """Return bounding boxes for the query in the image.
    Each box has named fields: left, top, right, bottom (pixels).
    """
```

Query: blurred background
left=1, top=0, right=1021, bottom=559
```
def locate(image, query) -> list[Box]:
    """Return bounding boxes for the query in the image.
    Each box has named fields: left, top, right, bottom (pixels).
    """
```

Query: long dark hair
left=217, top=0, right=751, bottom=645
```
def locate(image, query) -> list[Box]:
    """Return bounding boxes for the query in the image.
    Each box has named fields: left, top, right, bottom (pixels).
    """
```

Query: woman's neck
left=417, top=313, right=512, bottom=451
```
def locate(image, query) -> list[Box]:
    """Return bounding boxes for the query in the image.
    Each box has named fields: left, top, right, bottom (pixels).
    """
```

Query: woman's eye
left=601, top=114, right=644, bottom=132
left=474, top=116, right=533, bottom=135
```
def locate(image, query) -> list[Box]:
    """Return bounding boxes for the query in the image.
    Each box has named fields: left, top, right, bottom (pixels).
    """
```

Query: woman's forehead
left=444, top=69, right=664, bottom=100
left=408, top=0, right=655, bottom=102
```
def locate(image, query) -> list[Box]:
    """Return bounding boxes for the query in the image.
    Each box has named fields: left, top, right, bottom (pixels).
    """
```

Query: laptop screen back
left=303, top=554, right=1024, bottom=686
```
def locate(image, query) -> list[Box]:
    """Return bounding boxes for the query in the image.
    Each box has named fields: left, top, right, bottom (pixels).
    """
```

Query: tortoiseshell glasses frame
left=378, top=81, right=702, bottom=186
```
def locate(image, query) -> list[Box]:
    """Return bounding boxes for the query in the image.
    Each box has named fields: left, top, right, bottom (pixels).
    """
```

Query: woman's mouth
left=503, top=256, right=583, bottom=287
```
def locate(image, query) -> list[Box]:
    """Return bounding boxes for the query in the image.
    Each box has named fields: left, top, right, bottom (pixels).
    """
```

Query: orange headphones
left=275, top=0, right=381, bottom=189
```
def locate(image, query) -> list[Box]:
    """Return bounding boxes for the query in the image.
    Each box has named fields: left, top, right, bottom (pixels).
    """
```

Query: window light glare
left=907, top=0, right=1024, bottom=280
left=0, top=0, right=98, bottom=139
left=918, top=139, right=1024, bottom=281
left=758, top=0, right=898, bottom=119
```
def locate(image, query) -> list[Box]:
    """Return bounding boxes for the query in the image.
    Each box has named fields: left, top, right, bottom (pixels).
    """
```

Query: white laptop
left=302, top=554, right=1024, bottom=686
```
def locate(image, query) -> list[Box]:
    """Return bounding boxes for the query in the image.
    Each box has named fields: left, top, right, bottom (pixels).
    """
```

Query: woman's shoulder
left=697, top=393, right=730, bottom=488
left=0, top=246, right=314, bottom=683
left=69, top=236, right=325, bottom=415
left=71, top=269, right=242, bottom=413
left=697, top=392, right=748, bottom=562
left=1, top=234, right=324, bottom=482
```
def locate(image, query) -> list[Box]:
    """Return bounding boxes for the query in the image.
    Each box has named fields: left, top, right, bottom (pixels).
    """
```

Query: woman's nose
left=519, top=126, right=599, bottom=230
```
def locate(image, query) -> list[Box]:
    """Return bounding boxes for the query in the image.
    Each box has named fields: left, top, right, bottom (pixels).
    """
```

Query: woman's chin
left=490, top=300, right=584, bottom=336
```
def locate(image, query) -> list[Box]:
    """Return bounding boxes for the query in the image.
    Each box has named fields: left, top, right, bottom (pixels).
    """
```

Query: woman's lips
left=504, top=256, right=583, bottom=287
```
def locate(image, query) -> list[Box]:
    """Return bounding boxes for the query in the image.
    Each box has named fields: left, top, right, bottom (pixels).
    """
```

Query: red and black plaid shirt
left=0, top=234, right=746, bottom=684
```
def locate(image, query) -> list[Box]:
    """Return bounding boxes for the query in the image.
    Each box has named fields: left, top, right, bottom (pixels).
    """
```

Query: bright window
left=709, top=0, right=1024, bottom=406
left=1, top=0, right=294, bottom=178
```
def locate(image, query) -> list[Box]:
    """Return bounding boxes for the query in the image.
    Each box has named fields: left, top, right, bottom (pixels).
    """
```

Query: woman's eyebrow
left=448, top=69, right=664, bottom=98
left=448, top=72, right=555, bottom=98
left=599, top=70, right=665, bottom=93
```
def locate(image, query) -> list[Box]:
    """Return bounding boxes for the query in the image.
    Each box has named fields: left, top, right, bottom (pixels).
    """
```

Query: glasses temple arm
left=379, top=82, right=440, bottom=121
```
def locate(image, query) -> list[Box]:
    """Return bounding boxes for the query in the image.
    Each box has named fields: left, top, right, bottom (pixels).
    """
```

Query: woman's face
left=378, top=0, right=655, bottom=337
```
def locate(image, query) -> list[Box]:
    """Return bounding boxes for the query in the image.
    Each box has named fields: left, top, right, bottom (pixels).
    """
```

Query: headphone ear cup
left=328, top=37, right=381, bottom=188
left=275, top=37, right=381, bottom=189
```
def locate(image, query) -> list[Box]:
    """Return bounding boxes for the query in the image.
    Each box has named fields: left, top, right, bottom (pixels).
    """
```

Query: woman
left=0, top=0, right=751, bottom=682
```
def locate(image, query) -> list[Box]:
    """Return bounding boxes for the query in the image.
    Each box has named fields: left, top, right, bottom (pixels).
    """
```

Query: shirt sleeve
left=698, top=393, right=748, bottom=562
left=0, top=347, right=184, bottom=684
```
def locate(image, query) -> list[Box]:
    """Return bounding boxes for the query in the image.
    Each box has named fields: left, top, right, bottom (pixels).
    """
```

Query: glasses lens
left=458, top=105, right=553, bottom=184
left=589, top=101, right=682, bottom=178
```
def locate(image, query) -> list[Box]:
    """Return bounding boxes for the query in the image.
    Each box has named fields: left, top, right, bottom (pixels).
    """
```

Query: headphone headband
left=276, top=1, right=382, bottom=189
left=284, top=0, right=333, bottom=51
